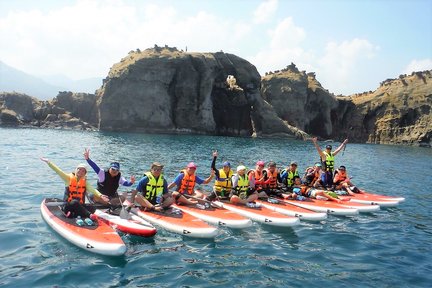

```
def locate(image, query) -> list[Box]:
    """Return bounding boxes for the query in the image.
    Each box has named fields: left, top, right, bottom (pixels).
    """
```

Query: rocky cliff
left=96, top=46, right=306, bottom=138
left=1, top=47, right=430, bottom=147
left=0, top=91, right=97, bottom=130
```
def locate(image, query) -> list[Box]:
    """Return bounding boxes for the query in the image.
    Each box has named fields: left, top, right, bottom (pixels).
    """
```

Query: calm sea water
left=0, top=127, right=431, bottom=287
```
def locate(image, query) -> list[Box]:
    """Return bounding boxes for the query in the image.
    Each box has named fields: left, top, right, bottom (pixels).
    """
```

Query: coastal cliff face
left=96, top=46, right=307, bottom=138
left=1, top=47, right=430, bottom=147
left=332, top=71, right=432, bottom=146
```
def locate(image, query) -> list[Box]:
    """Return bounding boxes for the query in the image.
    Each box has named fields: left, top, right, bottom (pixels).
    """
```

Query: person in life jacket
left=251, top=160, right=266, bottom=194
left=311, top=137, right=348, bottom=189
left=279, top=161, right=300, bottom=191
left=230, top=165, right=259, bottom=206
left=40, top=157, right=108, bottom=221
left=83, top=148, right=135, bottom=206
left=261, top=161, right=283, bottom=197
left=130, top=162, right=173, bottom=212
left=168, top=162, right=214, bottom=205
left=286, top=176, right=343, bottom=203
left=206, top=150, right=234, bottom=201
left=333, top=165, right=362, bottom=195
left=303, top=162, right=325, bottom=188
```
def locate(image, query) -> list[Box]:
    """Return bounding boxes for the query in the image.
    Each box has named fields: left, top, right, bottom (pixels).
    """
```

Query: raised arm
left=40, top=157, right=70, bottom=184
left=312, top=137, right=325, bottom=160
left=83, top=148, right=104, bottom=180
left=333, top=139, right=348, bottom=156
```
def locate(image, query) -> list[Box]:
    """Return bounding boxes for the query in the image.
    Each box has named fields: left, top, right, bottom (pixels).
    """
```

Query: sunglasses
left=153, top=168, right=162, bottom=172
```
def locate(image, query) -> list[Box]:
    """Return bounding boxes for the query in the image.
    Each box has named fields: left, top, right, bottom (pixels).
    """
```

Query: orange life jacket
left=67, top=174, right=86, bottom=204
left=179, top=170, right=196, bottom=195
left=264, top=169, right=278, bottom=189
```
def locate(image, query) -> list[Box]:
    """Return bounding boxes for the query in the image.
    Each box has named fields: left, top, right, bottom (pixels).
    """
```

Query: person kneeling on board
left=168, top=162, right=214, bottom=207
left=130, top=162, right=173, bottom=212
left=333, top=165, right=363, bottom=195
left=40, top=157, right=108, bottom=225
left=230, top=165, right=260, bottom=208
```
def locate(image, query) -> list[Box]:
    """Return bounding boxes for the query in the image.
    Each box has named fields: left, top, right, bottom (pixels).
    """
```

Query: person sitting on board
left=333, top=165, right=363, bottom=195
left=83, top=148, right=135, bottom=206
left=130, top=162, right=173, bottom=212
left=279, top=161, right=300, bottom=192
left=303, top=162, right=325, bottom=188
left=40, top=157, right=109, bottom=224
left=311, top=137, right=348, bottom=189
left=230, top=165, right=260, bottom=207
left=285, top=176, right=343, bottom=203
left=250, top=160, right=266, bottom=196
left=260, top=161, right=283, bottom=198
left=168, top=162, right=214, bottom=206
left=206, top=150, right=234, bottom=201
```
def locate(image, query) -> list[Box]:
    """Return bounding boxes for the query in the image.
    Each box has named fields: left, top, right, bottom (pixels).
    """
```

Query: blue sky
left=0, top=0, right=431, bottom=95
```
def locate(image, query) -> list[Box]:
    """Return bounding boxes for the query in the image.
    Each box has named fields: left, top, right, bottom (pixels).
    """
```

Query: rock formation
left=0, top=92, right=96, bottom=130
left=96, top=46, right=306, bottom=138
left=1, top=46, right=430, bottom=147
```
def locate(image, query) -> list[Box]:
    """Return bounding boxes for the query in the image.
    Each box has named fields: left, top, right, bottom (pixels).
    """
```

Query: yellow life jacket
left=236, top=174, right=249, bottom=193
left=214, top=168, right=233, bottom=192
left=144, top=172, right=164, bottom=201
left=323, top=151, right=335, bottom=171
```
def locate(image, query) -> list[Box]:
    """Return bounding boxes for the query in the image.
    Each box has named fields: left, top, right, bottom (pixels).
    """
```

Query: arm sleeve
left=47, top=161, right=71, bottom=185
left=86, top=183, right=102, bottom=198
left=163, top=179, right=169, bottom=194
left=195, top=175, right=205, bottom=185
left=119, top=176, right=133, bottom=186
left=86, top=158, right=101, bottom=175
left=136, top=177, right=149, bottom=192
left=231, top=175, right=239, bottom=188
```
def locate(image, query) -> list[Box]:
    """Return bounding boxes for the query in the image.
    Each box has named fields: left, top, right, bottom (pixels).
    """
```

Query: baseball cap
left=223, top=161, right=231, bottom=167
left=236, top=165, right=247, bottom=172
left=110, top=162, right=120, bottom=170
left=290, top=161, right=298, bottom=166
left=326, top=144, right=332, bottom=149
left=256, top=160, right=265, bottom=167
left=267, top=161, right=276, bottom=167
left=187, top=162, right=197, bottom=169
left=315, top=162, right=322, bottom=167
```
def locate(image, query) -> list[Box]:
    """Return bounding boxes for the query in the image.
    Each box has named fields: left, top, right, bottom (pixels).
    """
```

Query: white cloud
left=249, top=17, right=313, bottom=75
left=0, top=0, right=249, bottom=80
left=316, top=38, right=379, bottom=94
left=403, top=59, right=432, bottom=74
left=253, top=0, right=278, bottom=24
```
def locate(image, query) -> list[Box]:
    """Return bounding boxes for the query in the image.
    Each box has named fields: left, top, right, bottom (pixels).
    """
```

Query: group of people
left=41, top=137, right=361, bottom=223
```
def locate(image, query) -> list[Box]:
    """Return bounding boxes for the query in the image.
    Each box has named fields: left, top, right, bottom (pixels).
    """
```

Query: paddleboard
left=281, top=198, right=359, bottom=216
left=94, top=209, right=157, bottom=237
left=128, top=204, right=218, bottom=239
left=213, top=201, right=300, bottom=227
left=329, top=199, right=380, bottom=212
left=172, top=204, right=252, bottom=229
left=357, top=190, right=405, bottom=203
left=337, top=193, right=400, bottom=207
left=256, top=199, right=327, bottom=221
left=41, top=198, right=126, bottom=256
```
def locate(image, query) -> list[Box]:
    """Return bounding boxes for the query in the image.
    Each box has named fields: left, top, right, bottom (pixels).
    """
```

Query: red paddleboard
left=281, top=198, right=359, bottom=216
left=41, top=198, right=126, bottom=256
left=94, top=209, right=157, bottom=237
left=256, top=199, right=327, bottom=221
left=213, top=201, right=300, bottom=227
left=126, top=200, right=218, bottom=238
left=172, top=203, right=252, bottom=229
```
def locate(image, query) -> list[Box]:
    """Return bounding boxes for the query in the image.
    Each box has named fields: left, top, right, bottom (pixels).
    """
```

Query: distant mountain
left=39, top=74, right=102, bottom=95
left=0, top=61, right=102, bottom=100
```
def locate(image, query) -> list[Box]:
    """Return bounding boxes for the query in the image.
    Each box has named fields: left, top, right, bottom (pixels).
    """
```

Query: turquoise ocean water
left=0, top=127, right=431, bottom=287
